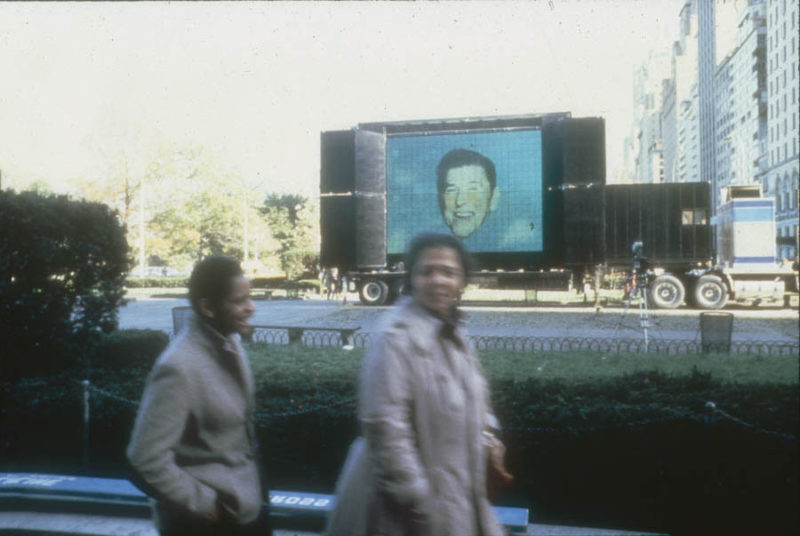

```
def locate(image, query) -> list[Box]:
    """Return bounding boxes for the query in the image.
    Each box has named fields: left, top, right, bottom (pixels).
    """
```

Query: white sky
left=0, top=1, right=741, bottom=198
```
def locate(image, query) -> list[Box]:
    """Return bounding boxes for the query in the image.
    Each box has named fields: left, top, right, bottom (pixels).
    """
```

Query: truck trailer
left=319, top=113, right=797, bottom=308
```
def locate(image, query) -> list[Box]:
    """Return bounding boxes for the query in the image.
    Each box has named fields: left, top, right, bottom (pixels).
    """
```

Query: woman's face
left=206, top=275, right=256, bottom=336
left=411, top=246, right=466, bottom=316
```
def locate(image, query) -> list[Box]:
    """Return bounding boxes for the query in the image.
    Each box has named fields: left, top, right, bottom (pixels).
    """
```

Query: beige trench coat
left=326, top=297, right=504, bottom=536
left=127, top=315, right=263, bottom=524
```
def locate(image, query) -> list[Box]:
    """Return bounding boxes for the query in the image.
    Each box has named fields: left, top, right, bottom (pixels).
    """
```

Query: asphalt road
left=118, top=295, right=800, bottom=343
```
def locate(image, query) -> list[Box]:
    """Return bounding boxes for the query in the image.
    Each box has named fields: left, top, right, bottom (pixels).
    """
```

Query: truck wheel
left=387, top=279, right=405, bottom=304
left=359, top=280, right=389, bottom=306
left=693, top=275, right=729, bottom=310
left=648, top=275, right=685, bottom=309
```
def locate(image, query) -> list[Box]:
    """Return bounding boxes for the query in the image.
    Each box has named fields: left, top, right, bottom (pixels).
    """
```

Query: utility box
left=700, top=312, right=734, bottom=353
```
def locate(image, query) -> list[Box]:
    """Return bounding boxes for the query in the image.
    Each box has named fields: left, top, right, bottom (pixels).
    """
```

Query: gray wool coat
left=325, top=297, right=504, bottom=536
left=126, top=315, right=263, bottom=524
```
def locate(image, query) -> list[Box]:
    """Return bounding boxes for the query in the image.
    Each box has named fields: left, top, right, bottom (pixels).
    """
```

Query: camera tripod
left=623, top=270, right=651, bottom=352
left=613, top=241, right=652, bottom=352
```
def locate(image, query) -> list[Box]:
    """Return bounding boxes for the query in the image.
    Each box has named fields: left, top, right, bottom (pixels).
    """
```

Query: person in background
left=127, top=256, right=271, bottom=536
left=322, top=267, right=333, bottom=300
left=340, top=272, right=349, bottom=305
left=325, top=232, right=505, bottom=536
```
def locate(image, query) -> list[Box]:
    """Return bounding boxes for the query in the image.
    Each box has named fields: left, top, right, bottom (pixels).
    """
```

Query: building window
left=682, top=209, right=707, bottom=225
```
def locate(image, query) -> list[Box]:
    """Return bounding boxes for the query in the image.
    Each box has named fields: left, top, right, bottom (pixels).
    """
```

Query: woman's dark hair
left=188, top=256, right=244, bottom=313
left=402, top=232, right=472, bottom=293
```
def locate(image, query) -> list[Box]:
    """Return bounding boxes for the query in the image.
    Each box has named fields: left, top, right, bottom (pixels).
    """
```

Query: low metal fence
left=169, top=306, right=798, bottom=356
left=249, top=326, right=360, bottom=348
left=244, top=326, right=798, bottom=356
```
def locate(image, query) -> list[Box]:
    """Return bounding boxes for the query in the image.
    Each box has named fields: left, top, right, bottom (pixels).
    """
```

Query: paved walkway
left=118, top=295, right=799, bottom=343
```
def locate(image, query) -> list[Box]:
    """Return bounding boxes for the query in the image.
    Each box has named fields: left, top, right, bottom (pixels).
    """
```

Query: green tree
left=149, top=187, right=244, bottom=267
left=74, top=136, right=279, bottom=271
left=70, top=125, right=172, bottom=272
left=260, top=194, right=319, bottom=279
left=147, top=149, right=281, bottom=268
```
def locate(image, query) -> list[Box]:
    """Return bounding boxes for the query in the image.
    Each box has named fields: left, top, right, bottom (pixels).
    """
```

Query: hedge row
left=2, top=337, right=797, bottom=536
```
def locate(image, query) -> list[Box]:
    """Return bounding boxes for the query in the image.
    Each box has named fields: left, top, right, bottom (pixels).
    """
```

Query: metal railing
left=245, top=327, right=798, bottom=356
left=169, top=306, right=798, bottom=356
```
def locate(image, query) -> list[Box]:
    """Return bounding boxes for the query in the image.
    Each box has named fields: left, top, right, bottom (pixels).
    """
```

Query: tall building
left=697, top=0, right=717, bottom=196
left=765, top=0, right=799, bottom=260
left=660, top=0, right=716, bottom=192
left=661, top=75, right=678, bottom=183
left=631, top=51, right=671, bottom=183
left=714, top=0, right=768, bottom=207
left=678, top=85, right=701, bottom=183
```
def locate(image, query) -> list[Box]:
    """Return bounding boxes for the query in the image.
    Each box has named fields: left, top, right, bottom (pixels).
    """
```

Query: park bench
left=250, top=288, right=274, bottom=300
left=172, top=307, right=359, bottom=347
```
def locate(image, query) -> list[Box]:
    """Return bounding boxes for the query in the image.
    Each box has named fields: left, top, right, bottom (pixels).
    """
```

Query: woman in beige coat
left=326, top=233, right=505, bottom=536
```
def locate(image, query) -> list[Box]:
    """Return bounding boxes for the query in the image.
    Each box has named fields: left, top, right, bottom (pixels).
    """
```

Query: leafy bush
left=93, top=329, right=170, bottom=371
left=0, top=190, right=131, bottom=379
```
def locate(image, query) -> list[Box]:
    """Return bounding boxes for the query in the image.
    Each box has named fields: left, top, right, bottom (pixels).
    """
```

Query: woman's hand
left=483, top=431, right=514, bottom=500
left=483, top=431, right=509, bottom=470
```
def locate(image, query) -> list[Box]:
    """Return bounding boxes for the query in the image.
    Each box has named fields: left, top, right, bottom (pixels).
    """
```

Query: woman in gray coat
left=326, top=233, right=505, bottom=536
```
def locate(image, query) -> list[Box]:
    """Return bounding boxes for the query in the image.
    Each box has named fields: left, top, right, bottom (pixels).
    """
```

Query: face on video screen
left=386, top=129, right=543, bottom=254
left=440, top=154, right=497, bottom=238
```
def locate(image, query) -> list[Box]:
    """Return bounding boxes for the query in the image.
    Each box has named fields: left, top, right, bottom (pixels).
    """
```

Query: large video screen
left=386, top=129, right=543, bottom=254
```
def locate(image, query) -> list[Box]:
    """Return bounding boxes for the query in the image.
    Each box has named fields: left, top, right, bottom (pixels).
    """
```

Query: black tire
left=693, top=275, right=729, bottom=310
left=386, top=279, right=405, bottom=305
left=648, top=275, right=685, bottom=309
left=359, top=279, right=389, bottom=306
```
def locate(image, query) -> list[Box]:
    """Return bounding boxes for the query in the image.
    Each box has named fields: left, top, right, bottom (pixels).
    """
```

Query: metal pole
left=82, top=379, right=90, bottom=466
left=639, top=286, right=650, bottom=353
left=243, top=190, right=249, bottom=263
